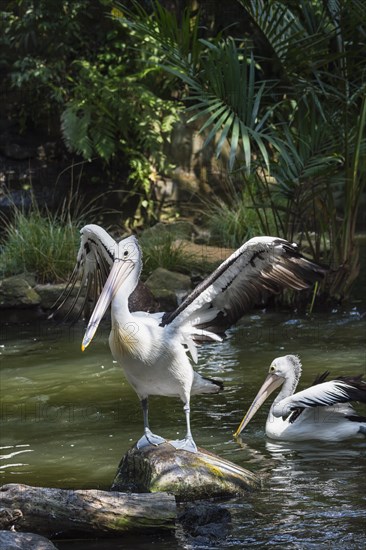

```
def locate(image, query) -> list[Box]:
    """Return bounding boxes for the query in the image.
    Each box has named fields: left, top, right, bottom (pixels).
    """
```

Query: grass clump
left=0, top=202, right=80, bottom=283
left=207, top=197, right=260, bottom=248
left=140, top=227, right=207, bottom=278
left=205, top=184, right=276, bottom=248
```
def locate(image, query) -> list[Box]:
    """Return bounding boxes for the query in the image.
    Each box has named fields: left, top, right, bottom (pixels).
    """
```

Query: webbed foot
left=169, top=436, right=198, bottom=454
left=136, top=428, right=166, bottom=449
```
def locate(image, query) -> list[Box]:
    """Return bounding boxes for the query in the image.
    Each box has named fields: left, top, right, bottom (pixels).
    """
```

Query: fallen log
left=112, top=442, right=261, bottom=501
left=0, top=484, right=176, bottom=538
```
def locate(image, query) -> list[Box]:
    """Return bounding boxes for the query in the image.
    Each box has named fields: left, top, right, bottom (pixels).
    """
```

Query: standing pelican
left=234, top=355, right=366, bottom=441
left=56, top=225, right=325, bottom=452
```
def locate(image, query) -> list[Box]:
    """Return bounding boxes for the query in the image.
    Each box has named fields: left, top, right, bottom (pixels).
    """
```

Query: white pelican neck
left=272, top=355, right=302, bottom=403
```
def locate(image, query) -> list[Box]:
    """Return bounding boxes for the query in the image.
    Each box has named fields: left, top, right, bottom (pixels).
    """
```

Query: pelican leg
left=169, top=402, right=198, bottom=454
left=136, top=398, right=165, bottom=449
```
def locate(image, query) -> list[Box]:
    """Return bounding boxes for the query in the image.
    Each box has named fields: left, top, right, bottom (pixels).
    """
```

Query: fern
left=61, top=105, right=94, bottom=159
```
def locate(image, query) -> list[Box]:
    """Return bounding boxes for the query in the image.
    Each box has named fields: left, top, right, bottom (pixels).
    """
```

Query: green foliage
left=0, top=201, right=80, bottom=283
left=119, top=1, right=278, bottom=173
left=1, top=1, right=115, bottom=125
left=140, top=229, right=206, bottom=278
left=121, top=0, right=366, bottom=298
left=205, top=184, right=271, bottom=248
left=1, top=0, right=182, bottom=225
left=2, top=0, right=365, bottom=298
left=242, top=0, right=366, bottom=297
left=60, top=57, right=181, bottom=176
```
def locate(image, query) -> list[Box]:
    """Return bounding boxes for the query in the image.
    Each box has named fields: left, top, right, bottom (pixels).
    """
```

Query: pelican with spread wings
left=55, top=224, right=326, bottom=452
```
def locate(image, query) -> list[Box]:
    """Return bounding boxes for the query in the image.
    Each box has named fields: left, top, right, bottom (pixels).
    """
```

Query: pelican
left=55, top=225, right=325, bottom=452
left=234, top=355, right=366, bottom=442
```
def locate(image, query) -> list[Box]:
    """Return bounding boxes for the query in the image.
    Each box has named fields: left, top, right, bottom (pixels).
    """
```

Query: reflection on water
left=1, top=310, right=365, bottom=548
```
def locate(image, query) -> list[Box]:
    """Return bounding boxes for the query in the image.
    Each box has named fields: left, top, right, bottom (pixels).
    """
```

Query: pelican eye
left=269, top=365, right=276, bottom=372
left=123, top=250, right=129, bottom=257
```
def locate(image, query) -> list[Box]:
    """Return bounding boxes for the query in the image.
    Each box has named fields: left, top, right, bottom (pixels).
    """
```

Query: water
left=1, top=310, right=365, bottom=548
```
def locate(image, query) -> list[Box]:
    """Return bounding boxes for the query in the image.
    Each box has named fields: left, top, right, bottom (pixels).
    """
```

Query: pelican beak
left=81, top=259, right=134, bottom=351
left=234, top=373, right=283, bottom=437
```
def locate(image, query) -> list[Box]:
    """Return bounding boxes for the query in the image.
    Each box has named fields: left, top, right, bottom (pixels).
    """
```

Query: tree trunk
left=0, top=484, right=176, bottom=538
left=111, top=442, right=261, bottom=501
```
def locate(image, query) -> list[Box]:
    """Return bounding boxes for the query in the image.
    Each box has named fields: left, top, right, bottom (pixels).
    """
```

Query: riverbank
left=0, top=230, right=235, bottom=323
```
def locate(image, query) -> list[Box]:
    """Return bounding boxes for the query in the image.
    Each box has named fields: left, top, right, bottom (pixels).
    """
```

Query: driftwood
left=0, top=446, right=260, bottom=541
left=112, top=442, right=261, bottom=501
left=0, top=484, right=176, bottom=538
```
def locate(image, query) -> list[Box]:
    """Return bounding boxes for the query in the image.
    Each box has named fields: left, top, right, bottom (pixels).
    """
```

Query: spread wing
left=161, top=236, right=326, bottom=338
left=51, top=224, right=117, bottom=321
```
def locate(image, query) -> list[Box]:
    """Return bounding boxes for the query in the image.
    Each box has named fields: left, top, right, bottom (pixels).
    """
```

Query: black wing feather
left=162, top=237, right=326, bottom=335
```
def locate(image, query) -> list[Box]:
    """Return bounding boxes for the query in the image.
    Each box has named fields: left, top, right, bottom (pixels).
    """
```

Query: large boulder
left=0, top=275, right=41, bottom=309
left=34, top=283, right=69, bottom=311
left=145, top=268, right=192, bottom=310
left=111, top=443, right=261, bottom=501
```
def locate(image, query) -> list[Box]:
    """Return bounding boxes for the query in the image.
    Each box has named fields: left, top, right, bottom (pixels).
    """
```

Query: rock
left=0, top=508, right=23, bottom=530
left=47, top=281, right=157, bottom=322
left=142, top=221, right=196, bottom=241
left=0, top=275, right=41, bottom=309
left=129, top=281, right=158, bottom=312
left=34, top=283, right=70, bottom=311
left=111, top=443, right=261, bottom=501
left=0, top=307, right=45, bottom=324
left=0, top=531, right=58, bottom=549
left=18, top=272, right=37, bottom=287
left=178, top=502, right=231, bottom=543
left=145, top=267, right=191, bottom=310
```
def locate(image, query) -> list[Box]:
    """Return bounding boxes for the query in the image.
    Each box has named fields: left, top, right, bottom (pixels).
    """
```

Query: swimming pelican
left=234, top=355, right=366, bottom=442
left=55, top=225, right=326, bottom=452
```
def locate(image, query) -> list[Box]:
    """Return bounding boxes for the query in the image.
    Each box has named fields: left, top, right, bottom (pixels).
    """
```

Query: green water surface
left=1, top=308, right=365, bottom=548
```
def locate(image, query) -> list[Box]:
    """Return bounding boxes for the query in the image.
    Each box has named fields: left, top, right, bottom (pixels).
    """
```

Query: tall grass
left=0, top=200, right=81, bottom=283
left=204, top=184, right=276, bottom=248
left=140, top=229, right=208, bottom=278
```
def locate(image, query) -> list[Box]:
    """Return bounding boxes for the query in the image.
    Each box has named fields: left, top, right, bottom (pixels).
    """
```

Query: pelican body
left=56, top=225, right=325, bottom=452
left=235, top=355, right=366, bottom=442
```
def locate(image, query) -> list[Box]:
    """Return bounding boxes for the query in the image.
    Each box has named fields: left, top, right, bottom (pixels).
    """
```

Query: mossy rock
left=145, top=268, right=191, bottom=310
left=34, top=283, right=69, bottom=311
left=0, top=275, right=41, bottom=308
left=111, top=443, right=261, bottom=502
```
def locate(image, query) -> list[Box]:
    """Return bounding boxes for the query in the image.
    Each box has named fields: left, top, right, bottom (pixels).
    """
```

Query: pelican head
left=234, top=355, right=302, bottom=437
left=81, top=235, right=141, bottom=350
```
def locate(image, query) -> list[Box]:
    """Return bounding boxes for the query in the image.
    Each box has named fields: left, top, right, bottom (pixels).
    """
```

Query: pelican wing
left=273, top=376, right=366, bottom=418
left=51, top=224, right=118, bottom=321
left=286, top=370, right=332, bottom=423
left=161, top=236, right=326, bottom=336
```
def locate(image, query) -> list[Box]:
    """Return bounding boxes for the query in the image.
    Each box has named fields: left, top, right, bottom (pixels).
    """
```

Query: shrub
left=0, top=202, right=80, bottom=283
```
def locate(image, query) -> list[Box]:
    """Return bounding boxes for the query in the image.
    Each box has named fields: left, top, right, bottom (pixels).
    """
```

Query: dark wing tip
left=161, top=237, right=327, bottom=332
left=202, top=375, right=224, bottom=391
left=335, top=375, right=366, bottom=403
left=345, top=414, right=366, bottom=423
left=312, top=371, right=331, bottom=386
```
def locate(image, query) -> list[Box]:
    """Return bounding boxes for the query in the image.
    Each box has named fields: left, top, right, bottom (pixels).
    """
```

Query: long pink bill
left=234, top=373, right=283, bottom=437
left=81, top=260, right=134, bottom=351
